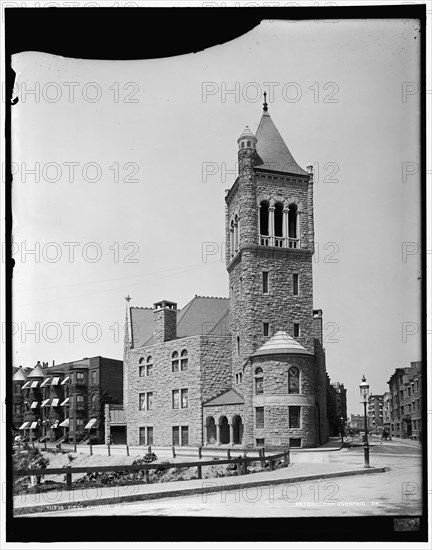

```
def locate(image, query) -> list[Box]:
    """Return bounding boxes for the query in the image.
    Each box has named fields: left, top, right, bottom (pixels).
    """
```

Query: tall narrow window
left=181, top=426, right=189, bottom=446
left=293, top=323, right=300, bottom=338
left=230, top=221, right=235, bottom=257
left=180, top=350, right=188, bottom=371
left=263, top=322, right=269, bottom=337
left=171, top=352, right=179, bottom=372
left=260, top=202, right=269, bottom=236
left=146, top=356, right=153, bottom=376
left=288, top=204, right=298, bottom=248
left=262, top=271, right=269, bottom=294
left=288, top=366, right=300, bottom=394
left=255, top=367, right=264, bottom=395
left=139, top=393, right=146, bottom=411
left=274, top=202, right=283, bottom=238
left=289, top=406, right=301, bottom=428
left=181, top=388, right=188, bottom=408
left=172, top=390, right=180, bottom=409
left=139, top=357, right=145, bottom=377
left=172, top=426, right=180, bottom=446
left=234, top=215, right=239, bottom=252
left=237, top=336, right=240, bottom=356
left=239, top=277, right=243, bottom=299
left=293, top=274, right=299, bottom=296
left=256, top=407, right=264, bottom=429
left=147, top=427, right=154, bottom=445
left=146, top=392, right=153, bottom=411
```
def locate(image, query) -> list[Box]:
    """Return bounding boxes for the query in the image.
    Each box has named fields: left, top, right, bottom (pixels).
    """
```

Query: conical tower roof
left=13, top=368, right=27, bottom=381
left=27, top=362, right=45, bottom=378
left=254, top=111, right=308, bottom=176
left=252, top=330, right=314, bottom=357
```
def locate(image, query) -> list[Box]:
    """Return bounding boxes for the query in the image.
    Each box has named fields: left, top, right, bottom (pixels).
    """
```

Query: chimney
left=312, top=309, right=323, bottom=344
left=52, top=360, right=55, bottom=366
left=153, top=300, right=177, bottom=343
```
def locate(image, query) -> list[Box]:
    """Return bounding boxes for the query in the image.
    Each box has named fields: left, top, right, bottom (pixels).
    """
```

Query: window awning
left=30, top=422, right=39, bottom=429
left=22, top=381, right=31, bottom=389
left=61, top=376, right=70, bottom=385
left=59, top=418, right=70, bottom=428
left=19, top=422, right=30, bottom=430
left=51, top=398, right=60, bottom=407
left=40, top=378, right=51, bottom=388
left=30, top=401, right=39, bottom=409
left=60, top=397, right=70, bottom=406
left=85, top=418, right=98, bottom=430
left=41, top=399, right=50, bottom=407
left=51, top=377, right=60, bottom=386
left=30, top=380, right=39, bottom=388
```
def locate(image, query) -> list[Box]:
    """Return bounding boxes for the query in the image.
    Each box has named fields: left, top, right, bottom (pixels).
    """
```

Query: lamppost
left=359, top=375, right=371, bottom=468
left=340, top=416, right=344, bottom=443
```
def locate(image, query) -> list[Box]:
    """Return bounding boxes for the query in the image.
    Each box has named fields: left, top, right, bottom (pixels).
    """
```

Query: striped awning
left=59, top=418, right=70, bottom=428
left=30, top=401, right=39, bottom=409
left=22, top=381, right=31, bottom=389
left=61, top=376, right=70, bottom=385
left=30, top=381, right=39, bottom=388
left=40, top=378, right=51, bottom=388
left=51, top=398, right=60, bottom=407
left=60, top=397, right=70, bottom=406
left=41, top=399, right=50, bottom=407
left=85, top=418, right=98, bottom=430
left=19, top=422, right=30, bottom=430
left=51, top=377, right=60, bottom=386
left=30, top=422, right=38, bottom=429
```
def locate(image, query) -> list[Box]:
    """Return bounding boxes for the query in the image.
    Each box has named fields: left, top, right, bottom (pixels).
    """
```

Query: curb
left=14, top=466, right=389, bottom=516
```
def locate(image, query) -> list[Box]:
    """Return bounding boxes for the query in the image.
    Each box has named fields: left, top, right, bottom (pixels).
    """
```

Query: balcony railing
left=260, top=236, right=300, bottom=249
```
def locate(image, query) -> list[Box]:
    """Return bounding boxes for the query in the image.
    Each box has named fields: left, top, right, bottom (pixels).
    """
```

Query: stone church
left=123, top=99, right=330, bottom=449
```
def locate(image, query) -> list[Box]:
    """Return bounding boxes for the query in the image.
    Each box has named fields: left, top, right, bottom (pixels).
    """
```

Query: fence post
left=107, top=444, right=111, bottom=457
left=198, top=446, right=202, bottom=459
left=227, top=449, right=231, bottom=460
left=89, top=443, right=93, bottom=456
left=66, top=468, right=72, bottom=491
left=269, top=457, right=274, bottom=471
left=172, top=446, right=176, bottom=458
left=259, top=448, right=265, bottom=468
left=197, top=465, right=202, bottom=479
left=126, top=445, right=130, bottom=456
left=73, top=441, right=77, bottom=453
left=44, top=441, right=47, bottom=451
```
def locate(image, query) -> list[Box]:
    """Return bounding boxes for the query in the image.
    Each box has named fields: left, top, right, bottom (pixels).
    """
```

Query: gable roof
left=203, top=388, right=244, bottom=407
left=131, top=296, right=230, bottom=348
left=252, top=330, right=314, bottom=357
left=254, top=111, right=309, bottom=176
left=13, top=368, right=27, bottom=381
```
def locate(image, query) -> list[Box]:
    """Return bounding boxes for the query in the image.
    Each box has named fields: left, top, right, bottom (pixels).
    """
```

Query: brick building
left=387, top=361, right=422, bottom=439
left=349, top=414, right=366, bottom=432
left=383, top=392, right=391, bottom=431
left=367, top=394, right=384, bottom=434
left=13, top=357, right=123, bottom=443
left=326, top=380, right=347, bottom=436
left=122, top=101, right=334, bottom=449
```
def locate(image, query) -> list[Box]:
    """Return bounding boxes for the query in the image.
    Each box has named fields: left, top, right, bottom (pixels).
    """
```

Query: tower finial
left=263, top=91, right=268, bottom=112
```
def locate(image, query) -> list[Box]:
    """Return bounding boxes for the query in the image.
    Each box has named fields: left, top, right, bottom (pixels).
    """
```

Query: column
left=296, top=211, right=301, bottom=248
left=283, top=208, right=289, bottom=248
left=229, top=423, right=234, bottom=445
left=216, top=423, right=220, bottom=446
left=269, top=206, right=275, bottom=246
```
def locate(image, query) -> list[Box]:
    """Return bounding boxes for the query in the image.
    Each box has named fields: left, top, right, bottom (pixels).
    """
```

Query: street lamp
left=359, top=375, right=371, bottom=468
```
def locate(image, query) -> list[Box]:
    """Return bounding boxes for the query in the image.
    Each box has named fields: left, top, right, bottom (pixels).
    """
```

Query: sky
left=10, top=18, right=422, bottom=415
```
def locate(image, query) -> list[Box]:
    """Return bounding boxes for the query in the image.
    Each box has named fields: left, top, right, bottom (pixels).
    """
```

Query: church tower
left=225, top=96, right=326, bottom=448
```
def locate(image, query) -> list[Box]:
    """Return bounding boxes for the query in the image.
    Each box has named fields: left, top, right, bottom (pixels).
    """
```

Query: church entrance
left=206, top=417, right=216, bottom=444
left=232, top=415, right=243, bottom=444
left=219, top=416, right=230, bottom=444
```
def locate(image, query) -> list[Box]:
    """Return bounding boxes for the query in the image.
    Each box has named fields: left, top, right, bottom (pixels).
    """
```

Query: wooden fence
left=14, top=448, right=290, bottom=491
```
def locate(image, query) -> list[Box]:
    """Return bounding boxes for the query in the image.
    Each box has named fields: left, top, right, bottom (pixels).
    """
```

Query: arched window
left=230, top=220, right=235, bottom=257
left=180, top=350, right=188, bottom=371
left=260, top=201, right=269, bottom=236
left=172, top=351, right=179, bottom=372
left=139, top=357, right=145, bottom=377
left=241, top=141, right=245, bottom=148
left=274, top=202, right=283, bottom=238
left=236, top=336, right=240, bottom=357
left=288, top=204, right=298, bottom=248
left=146, top=356, right=153, bottom=376
left=234, top=215, right=239, bottom=252
left=288, top=366, right=300, bottom=394
left=247, top=140, right=251, bottom=147
left=255, top=367, right=264, bottom=395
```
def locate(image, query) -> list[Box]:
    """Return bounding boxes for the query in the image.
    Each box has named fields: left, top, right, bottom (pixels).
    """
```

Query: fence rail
left=14, top=449, right=290, bottom=490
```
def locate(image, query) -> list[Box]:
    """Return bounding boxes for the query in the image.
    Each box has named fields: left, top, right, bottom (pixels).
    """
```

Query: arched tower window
left=230, top=220, right=235, bottom=257
left=260, top=201, right=269, bottom=238
left=180, top=350, right=188, bottom=371
left=146, top=356, right=153, bottom=376
left=288, top=204, right=299, bottom=248
left=288, top=366, right=300, bottom=394
left=171, top=351, right=179, bottom=372
left=234, top=215, right=239, bottom=252
left=274, top=202, right=284, bottom=246
left=255, top=367, right=264, bottom=395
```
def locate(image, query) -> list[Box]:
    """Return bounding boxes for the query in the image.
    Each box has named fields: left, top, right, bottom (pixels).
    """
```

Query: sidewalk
left=14, top=460, right=388, bottom=516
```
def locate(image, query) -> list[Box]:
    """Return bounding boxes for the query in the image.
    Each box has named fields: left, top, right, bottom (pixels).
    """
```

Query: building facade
left=13, top=357, right=123, bottom=443
left=367, top=394, right=384, bottom=434
left=122, top=102, right=335, bottom=449
left=387, top=361, right=422, bottom=439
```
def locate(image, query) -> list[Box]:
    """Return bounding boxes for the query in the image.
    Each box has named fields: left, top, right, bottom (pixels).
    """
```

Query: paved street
left=20, top=439, right=423, bottom=517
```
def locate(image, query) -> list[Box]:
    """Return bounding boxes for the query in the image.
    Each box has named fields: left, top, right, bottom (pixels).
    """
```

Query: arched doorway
left=206, top=417, right=216, bottom=444
left=219, top=416, right=230, bottom=444
left=232, top=415, right=243, bottom=444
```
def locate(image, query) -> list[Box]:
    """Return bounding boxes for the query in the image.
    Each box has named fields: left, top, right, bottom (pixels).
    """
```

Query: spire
left=263, top=91, right=268, bottom=112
